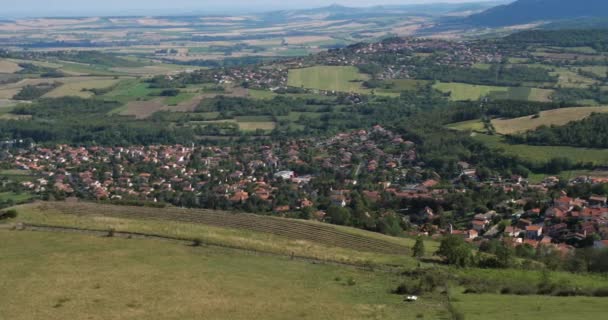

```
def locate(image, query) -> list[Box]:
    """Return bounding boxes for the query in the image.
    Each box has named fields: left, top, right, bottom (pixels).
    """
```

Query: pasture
left=452, top=292, right=607, bottom=320
left=118, top=98, right=166, bottom=119
left=0, top=192, right=32, bottom=203
left=473, top=133, right=608, bottom=165
left=491, top=106, right=608, bottom=134
left=10, top=201, right=437, bottom=266
left=434, top=82, right=553, bottom=102
left=44, top=78, right=121, bottom=98
left=433, top=82, right=510, bottom=101
left=287, top=66, right=370, bottom=93
left=0, top=230, right=443, bottom=320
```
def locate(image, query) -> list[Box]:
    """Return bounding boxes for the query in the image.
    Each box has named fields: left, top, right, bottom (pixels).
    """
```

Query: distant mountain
left=468, top=0, right=608, bottom=27
left=264, top=2, right=503, bottom=22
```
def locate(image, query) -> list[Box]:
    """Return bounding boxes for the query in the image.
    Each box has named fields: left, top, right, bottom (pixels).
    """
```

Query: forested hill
left=467, top=0, right=608, bottom=27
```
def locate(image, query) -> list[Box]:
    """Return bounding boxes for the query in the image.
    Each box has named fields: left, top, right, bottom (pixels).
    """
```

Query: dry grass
left=491, top=106, right=608, bottom=134
left=284, top=36, right=333, bottom=45
left=0, top=59, right=22, bottom=73
left=237, top=121, right=276, bottom=132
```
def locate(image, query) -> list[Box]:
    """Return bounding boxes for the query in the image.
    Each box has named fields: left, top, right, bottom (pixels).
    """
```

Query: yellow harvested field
left=0, top=60, right=22, bottom=73
left=492, top=107, right=608, bottom=134
left=0, top=88, right=21, bottom=100
left=284, top=36, right=333, bottom=44
left=238, top=121, right=276, bottom=132
left=44, top=79, right=120, bottom=98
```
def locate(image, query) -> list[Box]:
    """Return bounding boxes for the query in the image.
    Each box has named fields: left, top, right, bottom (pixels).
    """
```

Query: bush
left=513, top=285, right=537, bottom=295
left=106, top=228, right=115, bottom=237
left=346, top=277, right=356, bottom=286
left=593, top=287, right=608, bottom=297
left=393, top=280, right=423, bottom=295
left=192, top=238, right=203, bottom=247
left=0, top=209, right=18, bottom=220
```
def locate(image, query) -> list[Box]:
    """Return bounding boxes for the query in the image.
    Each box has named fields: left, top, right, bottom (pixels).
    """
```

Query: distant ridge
left=468, top=0, right=608, bottom=27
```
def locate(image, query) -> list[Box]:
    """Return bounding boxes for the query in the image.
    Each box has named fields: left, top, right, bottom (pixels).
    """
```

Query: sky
left=0, top=0, right=501, bottom=17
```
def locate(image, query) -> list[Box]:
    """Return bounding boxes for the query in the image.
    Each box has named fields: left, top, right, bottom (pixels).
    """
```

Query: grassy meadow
left=473, top=133, right=608, bottom=165
left=433, top=82, right=553, bottom=102
left=8, top=202, right=435, bottom=266
left=491, top=106, right=608, bottom=134
left=288, top=66, right=370, bottom=93
left=452, top=292, right=607, bottom=320
left=0, top=230, right=445, bottom=320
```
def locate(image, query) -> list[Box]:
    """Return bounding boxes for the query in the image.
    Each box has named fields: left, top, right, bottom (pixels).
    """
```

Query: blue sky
left=1, top=0, right=501, bottom=17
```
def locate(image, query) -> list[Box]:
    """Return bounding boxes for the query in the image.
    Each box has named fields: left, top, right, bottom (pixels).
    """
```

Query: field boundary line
left=7, top=223, right=402, bottom=273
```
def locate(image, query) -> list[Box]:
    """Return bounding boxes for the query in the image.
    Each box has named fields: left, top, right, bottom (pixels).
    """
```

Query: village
left=3, top=125, right=608, bottom=253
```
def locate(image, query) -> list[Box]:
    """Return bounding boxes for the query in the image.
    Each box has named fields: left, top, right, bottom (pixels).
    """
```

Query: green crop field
left=287, top=66, right=370, bottom=93
left=491, top=106, right=608, bottom=134
left=434, top=82, right=510, bottom=101
left=434, top=82, right=552, bottom=102
left=103, top=79, right=160, bottom=104
left=473, top=133, right=608, bottom=165
left=0, top=230, right=444, bottom=320
left=248, top=89, right=277, bottom=99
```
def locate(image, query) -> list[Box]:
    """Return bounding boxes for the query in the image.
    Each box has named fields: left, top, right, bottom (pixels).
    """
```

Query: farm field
left=434, top=82, right=553, bottom=102
left=550, top=69, right=598, bottom=88
left=287, top=66, right=370, bottom=93
left=43, top=78, right=121, bottom=98
left=452, top=292, right=607, bottom=320
left=473, top=133, right=608, bottom=165
left=433, top=82, right=510, bottom=101
left=491, top=106, right=608, bottom=134
left=118, top=98, right=166, bottom=119
left=0, top=230, right=443, bottom=320
left=0, top=59, right=22, bottom=73
left=446, top=119, right=485, bottom=131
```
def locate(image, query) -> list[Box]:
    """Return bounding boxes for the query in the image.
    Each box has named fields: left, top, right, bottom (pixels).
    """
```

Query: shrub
left=106, top=228, right=115, bottom=238
left=192, top=238, right=203, bottom=247
left=553, top=288, right=578, bottom=297
left=393, top=280, right=422, bottom=295
left=346, top=277, right=356, bottom=286
left=513, top=285, right=537, bottom=295
left=593, top=287, right=608, bottom=297
left=0, top=209, right=18, bottom=220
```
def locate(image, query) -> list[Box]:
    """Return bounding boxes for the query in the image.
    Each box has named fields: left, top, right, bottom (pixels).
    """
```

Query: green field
left=103, top=79, right=160, bottom=104
left=491, top=106, right=608, bottom=134
left=452, top=292, right=607, bottom=320
left=164, top=92, right=195, bottom=106
left=44, top=78, right=121, bottom=98
left=287, top=66, right=370, bottom=93
left=434, top=82, right=511, bottom=101
left=10, top=202, right=433, bottom=266
left=446, top=119, right=485, bottom=131
left=0, top=230, right=442, bottom=320
left=473, top=133, right=608, bottom=165
left=434, top=82, right=553, bottom=102
left=0, top=192, right=32, bottom=203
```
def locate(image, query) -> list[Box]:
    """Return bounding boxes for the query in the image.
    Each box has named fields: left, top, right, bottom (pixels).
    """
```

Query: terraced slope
left=40, top=202, right=409, bottom=255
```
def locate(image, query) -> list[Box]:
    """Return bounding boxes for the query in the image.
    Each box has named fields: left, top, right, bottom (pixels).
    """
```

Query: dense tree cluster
left=509, top=113, right=608, bottom=148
